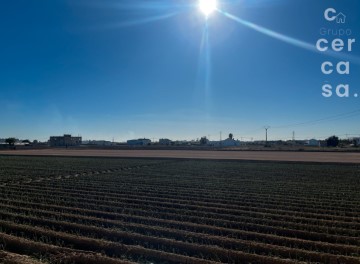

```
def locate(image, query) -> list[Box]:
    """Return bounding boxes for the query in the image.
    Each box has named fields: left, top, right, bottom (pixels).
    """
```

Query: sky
left=0, top=0, right=359, bottom=142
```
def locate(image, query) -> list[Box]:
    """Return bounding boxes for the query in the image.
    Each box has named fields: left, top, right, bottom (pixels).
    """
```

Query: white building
left=306, top=139, right=320, bottom=147
left=159, top=138, right=172, bottom=145
left=222, top=137, right=242, bottom=147
left=127, top=138, right=151, bottom=146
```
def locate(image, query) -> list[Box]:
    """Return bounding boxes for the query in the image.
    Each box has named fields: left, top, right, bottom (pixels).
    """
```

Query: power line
left=240, top=109, right=360, bottom=135
left=272, top=109, right=360, bottom=129
left=241, top=127, right=264, bottom=136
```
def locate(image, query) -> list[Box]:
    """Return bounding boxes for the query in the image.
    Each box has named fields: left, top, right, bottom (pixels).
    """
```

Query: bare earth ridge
left=0, top=149, right=359, bottom=163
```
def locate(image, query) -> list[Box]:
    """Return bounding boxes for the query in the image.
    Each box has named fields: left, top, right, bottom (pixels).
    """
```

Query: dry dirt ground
left=0, top=149, right=359, bottom=163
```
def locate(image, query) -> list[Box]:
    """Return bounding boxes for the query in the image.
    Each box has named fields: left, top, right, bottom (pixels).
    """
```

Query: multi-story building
left=49, top=134, right=82, bottom=147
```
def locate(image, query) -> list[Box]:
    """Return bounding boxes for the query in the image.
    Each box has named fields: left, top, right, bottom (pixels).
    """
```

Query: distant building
left=49, top=134, right=82, bottom=147
left=209, top=133, right=241, bottom=147
left=85, top=140, right=113, bottom=146
left=127, top=138, right=151, bottom=146
left=159, top=138, right=173, bottom=145
left=21, top=140, right=31, bottom=146
left=221, top=137, right=241, bottom=147
left=173, top=140, right=191, bottom=146
left=306, top=139, right=320, bottom=147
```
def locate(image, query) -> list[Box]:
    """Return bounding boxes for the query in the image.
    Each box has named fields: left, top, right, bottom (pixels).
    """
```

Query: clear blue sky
left=1, top=0, right=359, bottom=142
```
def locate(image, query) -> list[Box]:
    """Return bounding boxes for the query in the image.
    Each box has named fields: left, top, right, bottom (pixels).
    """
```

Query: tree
left=5, top=138, right=16, bottom=146
left=326, top=136, right=339, bottom=147
left=229, top=133, right=233, bottom=139
left=353, top=139, right=359, bottom=147
left=339, top=139, right=351, bottom=147
left=200, top=137, right=208, bottom=145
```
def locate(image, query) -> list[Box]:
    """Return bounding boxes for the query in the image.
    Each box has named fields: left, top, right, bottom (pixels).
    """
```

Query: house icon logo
left=336, top=12, right=346, bottom=23
left=324, top=8, right=346, bottom=24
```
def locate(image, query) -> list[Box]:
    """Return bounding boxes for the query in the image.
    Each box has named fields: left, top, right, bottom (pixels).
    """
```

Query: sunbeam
left=83, top=0, right=190, bottom=31
left=87, top=0, right=193, bottom=12
left=218, top=9, right=360, bottom=64
left=196, top=21, right=212, bottom=109
left=95, top=12, right=178, bottom=29
left=204, top=21, right=212, bottom=106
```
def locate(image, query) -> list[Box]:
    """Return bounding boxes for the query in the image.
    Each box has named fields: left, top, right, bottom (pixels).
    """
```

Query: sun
left=199, top=0, right=217, bottom=17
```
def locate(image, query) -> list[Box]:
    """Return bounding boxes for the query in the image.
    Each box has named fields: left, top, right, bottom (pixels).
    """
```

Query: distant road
left=0, top=149, right=359, bottom=163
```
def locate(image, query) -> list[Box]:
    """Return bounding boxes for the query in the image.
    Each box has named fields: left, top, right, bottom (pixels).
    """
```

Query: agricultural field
left=0, top=156, right=359, bottom=264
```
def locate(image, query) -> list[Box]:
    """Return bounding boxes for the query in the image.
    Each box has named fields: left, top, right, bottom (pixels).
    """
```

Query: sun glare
left=199, top=0, right=217, bottom=17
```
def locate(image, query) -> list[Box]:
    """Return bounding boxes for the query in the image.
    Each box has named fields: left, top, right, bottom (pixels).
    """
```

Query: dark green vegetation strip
left=0, top=156, right=359, bottom=264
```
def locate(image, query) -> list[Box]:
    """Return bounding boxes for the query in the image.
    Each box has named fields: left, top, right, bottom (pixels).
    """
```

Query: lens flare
left=218, top=9, right=360, bottom=64
left=199, top=0, right=217, bottom=17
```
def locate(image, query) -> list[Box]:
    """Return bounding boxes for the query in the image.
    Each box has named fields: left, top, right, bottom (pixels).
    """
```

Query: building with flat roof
left=127, top=138, right=151, bottom=146
left=306, top=139, right=320, bottom=147
left=49, top=134, right=82, bottom=147
left=159, top=138, right=173, bottom=145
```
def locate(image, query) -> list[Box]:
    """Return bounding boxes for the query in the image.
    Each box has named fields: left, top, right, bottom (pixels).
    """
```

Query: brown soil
left=0, top=149, right=359, bottom=163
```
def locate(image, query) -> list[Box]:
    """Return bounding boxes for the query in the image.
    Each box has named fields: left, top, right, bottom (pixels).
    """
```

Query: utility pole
left=220, top=131, right=222, bottom=146
left=264, top=126, right=270, bottom=145
left=292, top=131, right=295, bottom=142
